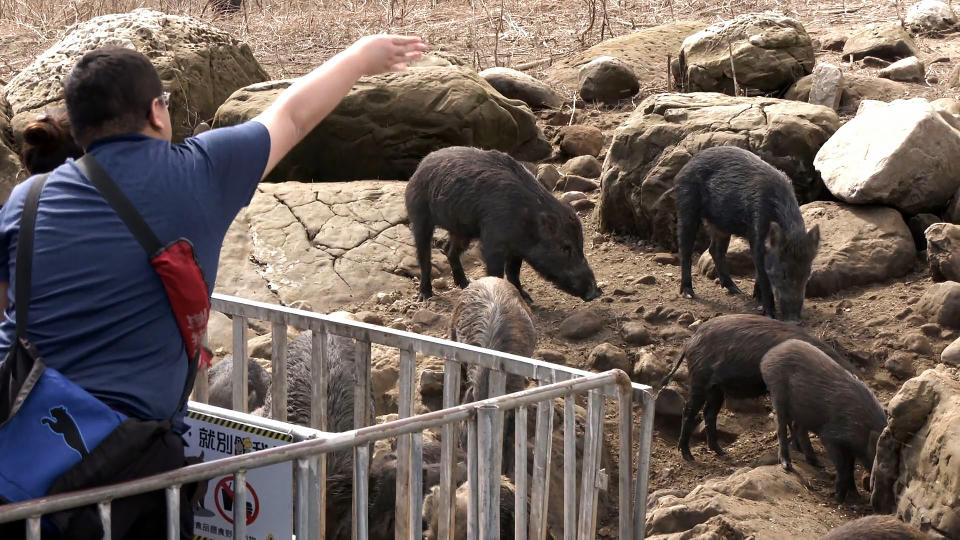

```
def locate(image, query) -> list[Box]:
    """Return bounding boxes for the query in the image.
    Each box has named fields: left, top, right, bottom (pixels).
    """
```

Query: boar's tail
left=657, top=350, right=685, bottom=392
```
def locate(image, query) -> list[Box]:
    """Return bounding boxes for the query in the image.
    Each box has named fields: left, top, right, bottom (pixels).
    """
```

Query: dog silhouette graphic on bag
left=41, top=406, right=89, bottom=458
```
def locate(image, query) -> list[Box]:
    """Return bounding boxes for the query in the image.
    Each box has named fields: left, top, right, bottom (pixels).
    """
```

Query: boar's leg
left=707, top=230, right=742, bottom=295
left=411, top=217, right=436, bottom=301
left=505, top=255, right=533, bottom=303
left=793, top=427, right=821, bottom=467
left=773, top=406, right=793, bottom=471
left=702, top=387, right=727, bottom=456
left=677, top=212, right=700, bottom=299
left=825, top=441, right=857, bottom=503
left=749, top=242, right=776, bottom=318
left=480, top=244, right=506, bottom=280
left=445, top=234, right=472, bottom=289
left=678, top=389, right=707, bottom=461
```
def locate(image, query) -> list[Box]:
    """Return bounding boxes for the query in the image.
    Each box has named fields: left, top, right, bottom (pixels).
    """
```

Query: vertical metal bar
left=478, top=404, right=500, bottom=539
left=439, top=358, right=462, bottom=540
left=353, top=338, right=371, bottom=540
left=233, top=470, right=247, bottom=540
left=488, top=369, right=506, bottom=397
left=231, top=316, right=248, bottom=412
left=514, top=405, right=528, bottom=540
left=396, top=347, right=416, bottom=539
left=193, top=335, right=210, bottom=403
left=166, top=485, right=180, bottom=540
left=270, top=321, right=288, bottom=421
left=564, top=395, right=578, bottom=540
left=633, top=391, right=655, bottom=540
left=529, top=399, right=554, bottom=540
left=26, top=517, right=41, bottom=540
left=411, top=431, right=424, bottom=540
left=311, top=328, right=328, bottom=538
left=355, top=445, right=370, bottom=540
left=99, top=500, right=112, bottom=540
left=466, top=414, right=479, bottom=540
left=308, top=455, right=323, bottom=540
left=576, top=390, right=604, bottom=540
left=296, top=458, right=310, bottom=539
left=618, top=386, right=634, bottom=540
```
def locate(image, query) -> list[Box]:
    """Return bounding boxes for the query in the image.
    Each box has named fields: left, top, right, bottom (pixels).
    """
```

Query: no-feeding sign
left=183, top=408, right=294, bottom=540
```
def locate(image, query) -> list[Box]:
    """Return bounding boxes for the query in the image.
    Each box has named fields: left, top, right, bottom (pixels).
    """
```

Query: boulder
left=949, top=187, right=960, bottom=223
left=559, top=308, right=606, bottom=339
left=632, top=348, right=671, bottom=385
left=0, top=89, right=19, bottom=202
left=917, top=281, right=960, bottom=329
left=926, top=223, right=960, bottom=281
left=871, top=366, right=960, bottom=539
left=695, top=237, right=755, bottom=278
left=905, top=0, right=957, bottom=33
left=808, top=63, right=843, bottom=110
left=942, top=337, right=960, bottom=366
left=577, top=56, right=640, bottom=103
left=863, top=55, right=893, bottom=68
left=933, top=97, right=960, bottom=115
left=215, top=68, right=551, bottom=181
left=214, top=181, right=484, bottom=316
left=622, top=322, right=653, bottom=345
left=879, top=56, right=926, bottom=83
left=560, top=155, right=602, bottom=178
left=598, top=93, right=840, bottom=248
left=536, top=164, right=561, bottom=191
left=478, top=67, right=564, bottom=109
left=587, top=343, right=631, bottom=372
left=802, top=202, right=916, bottom=297
left=820, top=32, right=848, bottom=51
left=678, top=13, right=814, bottom=95
left=785, top=72, right=911, bottom=115
left=555, top=174, right=599, bottom=193
left=3, top=9, right=268, bottom=145
left=557, top=125, right=604, bottom=157
left=841, top=22, right=920, bottom=61
left=543, top=21, right=706, bottom=91
left=815, top=99, right=960, bottom=214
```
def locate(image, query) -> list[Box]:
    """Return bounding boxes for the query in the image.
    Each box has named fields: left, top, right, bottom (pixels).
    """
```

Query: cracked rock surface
left=213, top=181, right=479, bottom=316
left=213, top=67, right=552, bottom=182
left=2, top=9, right=268, bottom=145
left=0, top=88, right=19, bottom=202
left=598, top=92, right=839, bottom=249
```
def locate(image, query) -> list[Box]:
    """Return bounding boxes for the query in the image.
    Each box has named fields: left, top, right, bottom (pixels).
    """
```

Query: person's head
left=63, top=46, right=171, bottom=148
left=19, top=109, right=83, bottom=175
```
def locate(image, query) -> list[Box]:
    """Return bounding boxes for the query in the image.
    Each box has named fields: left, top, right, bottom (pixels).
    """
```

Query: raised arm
left=253, top=34, right=425, bottom=179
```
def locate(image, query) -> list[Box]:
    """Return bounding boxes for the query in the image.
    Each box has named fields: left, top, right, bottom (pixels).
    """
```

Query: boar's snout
left=581, top=284, right=603, bottom=301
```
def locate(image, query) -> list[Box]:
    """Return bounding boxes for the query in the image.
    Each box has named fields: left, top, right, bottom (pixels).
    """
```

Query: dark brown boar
left=820, top=515, right=928, bottom=539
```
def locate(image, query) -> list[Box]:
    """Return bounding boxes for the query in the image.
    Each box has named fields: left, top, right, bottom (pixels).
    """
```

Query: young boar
left=675, top=146, right=819, bottom=321
left=761, top=339, right=887, bottom=503
left=405, top=146, right=602, bottom=303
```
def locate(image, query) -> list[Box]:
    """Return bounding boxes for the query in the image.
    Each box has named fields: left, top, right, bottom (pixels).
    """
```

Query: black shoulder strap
left=74, top=155, right=162, bottom=257
left=15, top=173, right=52, bottom=339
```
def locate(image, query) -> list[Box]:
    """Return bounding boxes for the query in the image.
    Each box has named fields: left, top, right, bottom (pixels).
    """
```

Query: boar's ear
left=765, top=221, right=783, bottom=251
left=806, top=224, right=820, bottom=250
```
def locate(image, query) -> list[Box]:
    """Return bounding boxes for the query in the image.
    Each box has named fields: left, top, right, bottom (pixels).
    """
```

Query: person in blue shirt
left=0, top=34, right=425, bottom=539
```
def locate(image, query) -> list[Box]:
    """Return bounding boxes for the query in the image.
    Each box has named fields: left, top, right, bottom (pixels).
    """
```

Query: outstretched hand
left=346, top=34, right=428, bottom=76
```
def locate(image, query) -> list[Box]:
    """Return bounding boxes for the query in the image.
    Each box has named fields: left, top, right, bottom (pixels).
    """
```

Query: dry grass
left=0, top=0, right=901, bottom=83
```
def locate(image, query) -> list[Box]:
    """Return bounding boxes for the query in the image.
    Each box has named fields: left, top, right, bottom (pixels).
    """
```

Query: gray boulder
left=478, top=67, right=564, bottom=109
left=678, top=13, right=815, bottom=95
left=0, top=89, right=20, bottom=203
left=879, top=56, right=926, bottom=83
left=785, top=72, right=911, bottom=115
left=905, top=0, right=957, bottom=33
left=598, top=93, right=839, bottom=249
left=808, top=63, right=843, bottom=110
left=214, top=68, right=551, bottom=181
left=926, top=223, right=960, bottom=282
left=841, top=22, right=919, bottom=61
left=3, top=9, right=268, bottom=145
left=917, top=281, right=960, bottom=329
left=577, top=56, right=640, bottom=103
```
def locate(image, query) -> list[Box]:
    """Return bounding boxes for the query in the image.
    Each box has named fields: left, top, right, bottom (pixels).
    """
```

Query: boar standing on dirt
left=820, top=515, right=928, bottom=540
left=659, top=314, right=849, bottom=462
left=451, top=277, right=537, bottom=475
left=761, top=339, right=887, bottom=503
left=405, top=146, right=602, bottom=303
left=675, top=146, right=820, bottom=321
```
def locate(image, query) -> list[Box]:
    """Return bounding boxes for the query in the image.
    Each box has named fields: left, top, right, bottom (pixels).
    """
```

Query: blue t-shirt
left=0, top=121, right=270, bottom=432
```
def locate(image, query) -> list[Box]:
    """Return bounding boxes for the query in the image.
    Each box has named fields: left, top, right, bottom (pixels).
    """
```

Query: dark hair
left=19, top=109, right=83, bottom=175
left=63, top=46, right=163, bottom=148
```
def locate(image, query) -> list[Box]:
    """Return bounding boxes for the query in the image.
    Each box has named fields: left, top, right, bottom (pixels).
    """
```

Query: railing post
left=353, top=338, right=372, bottom=540
left=411, top=432, right=424, bottom=540
left=166, top=485, right=180, bottom=540
left=231, top=316, right=248, bottom=412
left=233, top=471, right=247, bottom=540
left=466, top=414, right=479, bottom=540
left=270, top=321, right=288, bottom=421
left=99, top=501, right=112, bottom=540
left=564, top=395, right=578, bottom=539
left=634, top=390, right=655, bottom=540
left=576, top=390, right=604, bottom=540
left=618, top=384, right=634, bottom=540
left=477, top=404, right=500, bottom=539
left=310, top=327, right=329, bottom=538
left=439, top=358, right=462, bottom=539
left=355, top=445, right=370, bottom=540
left=396, top=347, right=416, bottom=539
left=193, top=335, right=210, bottom=403
left=514, top=405, right=528, bottom=540
left=529, top=399, right=554, bottom=540
left=26, top=517, right=41, bottom=540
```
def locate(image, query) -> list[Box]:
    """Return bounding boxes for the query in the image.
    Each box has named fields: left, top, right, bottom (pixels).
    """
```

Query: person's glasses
left=158, top=91, right=171, bottom=108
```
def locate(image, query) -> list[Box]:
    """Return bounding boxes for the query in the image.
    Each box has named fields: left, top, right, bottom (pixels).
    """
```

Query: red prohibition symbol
left=213, top=476, right=260, bottom=526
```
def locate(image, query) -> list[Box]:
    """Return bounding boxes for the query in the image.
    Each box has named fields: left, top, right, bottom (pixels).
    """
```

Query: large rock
left=926, top=223, right=960, bottom=281
left=785, top=72, right=911, bottom=115
left=917, top=281, right=960, bottom=329
left=645, top=465, right=843, bottom=538
left=0, top=89, right=20, bottom=202
left=577, top=56, right=640, bottom=103
left=678, top=13, right=814, bottom=95
left=815, top=99, right=960, bottom=214
left=213, top=181, right=483, bottom=315
left=906, top=0, right=957, bottom=33
left=214, top=68, right=551, bottom=182
left=871, top=366, right=960, bottom=539
left=544, top=21, right=705, bottom=91
left=808, top=63, right=843, bottom=110
left=3, top=9, right=268, bottom=145
left=879, top=56, right=926, bottom=83
left=598, top=93, right=840, bottom=248
left=478, top=67, right=564, bottom=109
left=842, top=22, right=920, bottom=61
left=802, top=202, right=916, bottom=297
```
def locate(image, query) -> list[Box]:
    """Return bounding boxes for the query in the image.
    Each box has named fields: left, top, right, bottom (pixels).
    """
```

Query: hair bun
left=22, top=119, right=57, bottom=149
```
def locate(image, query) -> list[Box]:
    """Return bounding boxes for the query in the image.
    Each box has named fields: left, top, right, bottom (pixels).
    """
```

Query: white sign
left=183, top=409, right=294, bottom=540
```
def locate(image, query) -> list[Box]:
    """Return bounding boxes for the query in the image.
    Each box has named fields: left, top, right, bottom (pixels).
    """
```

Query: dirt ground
left=2, top=0, right=955, bottom=536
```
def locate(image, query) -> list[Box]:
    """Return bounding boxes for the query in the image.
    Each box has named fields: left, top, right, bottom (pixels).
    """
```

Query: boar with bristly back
left=820, top=515, right=927, bottom=540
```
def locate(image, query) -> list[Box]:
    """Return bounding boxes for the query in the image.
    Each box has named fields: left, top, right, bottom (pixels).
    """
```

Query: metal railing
left=0, top=293, right=656, bottom=539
